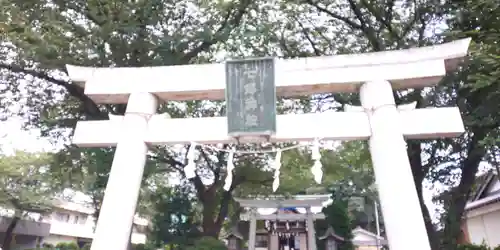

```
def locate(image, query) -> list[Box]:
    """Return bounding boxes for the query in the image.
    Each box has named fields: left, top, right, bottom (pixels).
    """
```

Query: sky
left=0, top=118, right=56, bottom=155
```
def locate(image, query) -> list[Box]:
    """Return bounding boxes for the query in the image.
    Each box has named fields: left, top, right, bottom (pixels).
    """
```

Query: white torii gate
left=67, top=38, right=471, bottom=250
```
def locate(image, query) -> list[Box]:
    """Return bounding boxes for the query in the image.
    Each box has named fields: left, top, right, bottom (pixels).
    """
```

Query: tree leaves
left=0, top=151, right=56, bottom=212
left=1, top=0, right=498, bottom=246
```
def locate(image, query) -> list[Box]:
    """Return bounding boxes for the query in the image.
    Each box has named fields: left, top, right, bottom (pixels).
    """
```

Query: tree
left=185, top=237, right=227, bottom=250
left=0, top=0, right=371, bottom=239
left=270, top=141, right=375, bottom=195
left=0, top=151, right=55, bottom=250
left=322, top=196, right=355, bottom=250
left=2, top=0, right=498, bottom=247
left=431, top=1, right=500, bottom=248
left=149, top=185, right=201, bottom=249
left=0, top=0, right=269, bottom=238
left=247, top=1, right=499, bottom=248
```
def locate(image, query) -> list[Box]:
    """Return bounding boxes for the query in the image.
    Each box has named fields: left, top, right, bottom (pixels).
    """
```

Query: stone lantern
left=224, top=226, right=244, bottom=250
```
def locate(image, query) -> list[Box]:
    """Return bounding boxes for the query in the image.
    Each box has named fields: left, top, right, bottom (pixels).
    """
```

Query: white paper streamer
left=184, top=142, right=197, bottom=179
left=272, top=150, right=282, bottom=192
left=311, top=139, right=323, bottom=184
left=223, top=149, right=235, bottom=191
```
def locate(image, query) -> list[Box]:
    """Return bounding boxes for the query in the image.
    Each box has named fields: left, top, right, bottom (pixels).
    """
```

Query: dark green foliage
left=322, top=190, right=354, bottom=250
left=55, top=242, right=79, bottom=250
left=314, top=219, right=328, bottom=250
left=1, top=0, right=500, bottom=248
left=457, top=243, right=500, bottom=250
left=149, top=185, right=202, bottom=248
left=185, top=237, right=227, bottom=250
left=131, top=244, right=157, bottom=250
left=0, top=152, right=56, bottom=250
left=27, top=243, right=153, bottom=250
left=80, top=243, right=91, bottom=250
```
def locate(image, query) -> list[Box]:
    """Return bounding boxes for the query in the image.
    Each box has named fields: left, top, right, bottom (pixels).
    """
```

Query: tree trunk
left=2, top=215, right=20, bottom=250
left=200, top=188, right=232, bottom=238
left=200, top=187, right=220, bottom=238
left=201, top=204, right=221, bottom=238
left=441, top=131, right=486, bottom=250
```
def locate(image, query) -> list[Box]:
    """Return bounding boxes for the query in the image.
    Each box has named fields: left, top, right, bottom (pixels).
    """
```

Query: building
left=0, top=216, right=51, bottom=249
left=227, top=195, right=386, bottom=250
left=460, top=172, right=500, bottom=247
left=0, top=199, right=148, bottom=249
left=350, top=227, right=386, bottom=250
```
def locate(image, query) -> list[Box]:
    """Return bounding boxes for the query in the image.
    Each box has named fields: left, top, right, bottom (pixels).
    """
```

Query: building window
left=79, top=215, right=88, bottom=225
left=255, top=235, right=268, bottom=248
left=54, top=212, right=70, bottom=222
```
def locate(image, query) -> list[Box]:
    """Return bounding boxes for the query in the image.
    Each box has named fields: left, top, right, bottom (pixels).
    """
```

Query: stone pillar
left=90, top=93, right=158, bottom=250
left=248, top=208, right=257, bottom=250
left=306, top=208, right=316, bottom=250
left=299, top=233, right=307, bottom=250
left=360, top=80, right=430, bottom=250
left=270, top=233, right=279, bottom=250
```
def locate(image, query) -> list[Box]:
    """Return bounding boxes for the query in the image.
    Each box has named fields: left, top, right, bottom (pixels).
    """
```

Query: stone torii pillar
left=248, top=208, right=257, bottom=250
left=90, top=93, right=158, bottom=250
left=360, top=80, right=429, bottom=250
left=306, top=207, right=317, bottom=250
left=67, top=38, right=471, bottom=250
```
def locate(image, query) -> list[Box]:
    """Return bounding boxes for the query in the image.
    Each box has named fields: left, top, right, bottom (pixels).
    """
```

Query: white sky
left=0, top=118, right=57, bottom=155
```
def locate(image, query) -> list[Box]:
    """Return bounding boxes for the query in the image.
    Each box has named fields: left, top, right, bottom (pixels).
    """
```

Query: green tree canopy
left=0, top=151, right=56, bottom=250
left=1, top=0, right=499, bottom=248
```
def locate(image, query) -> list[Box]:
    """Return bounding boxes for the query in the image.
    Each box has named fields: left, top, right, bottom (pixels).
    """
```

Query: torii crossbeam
left=68, top=38, right=471, bottom=250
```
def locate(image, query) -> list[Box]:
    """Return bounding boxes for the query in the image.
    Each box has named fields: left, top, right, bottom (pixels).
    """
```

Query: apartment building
left=0, top=199, right=148, bottom=249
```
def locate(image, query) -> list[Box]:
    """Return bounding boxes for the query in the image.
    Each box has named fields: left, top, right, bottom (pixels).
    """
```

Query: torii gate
left=67, top=38, right=471, bottom=250
left=235, top=196, right=330, bottom=250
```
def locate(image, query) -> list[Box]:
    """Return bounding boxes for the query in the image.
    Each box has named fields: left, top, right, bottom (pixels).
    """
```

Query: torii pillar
left=91, top=93, right=158, bottom=250
left=67, top=38, right=471, bottom=250
left=360, top=80, right=429, bottom=249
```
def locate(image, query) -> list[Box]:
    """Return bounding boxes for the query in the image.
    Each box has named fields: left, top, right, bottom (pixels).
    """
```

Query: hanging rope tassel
left=311, top=139, right=323, bottom=184
left=184, top=142, right=197, bottom=179
left=272, top=149, right=282, bottom=192
left=223, top=149, right=235, bottom=191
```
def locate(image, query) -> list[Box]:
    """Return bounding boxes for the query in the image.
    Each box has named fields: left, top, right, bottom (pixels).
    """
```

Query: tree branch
left=215, top=190, right=232, bottom=228
left=345, top=0, right=383, bottom=51
left=305, top=0, right=383, bottom=51
left=295, top=18, right=323, bottom=56
left=304, top=0, right=362, bottom=29
left=401, top=0, right=423, bottom=44
left=199, top=148, right=217, bottom=175
left=150, top=153, right=185, bottom=174
left=0, top=63, right=106, bottom=119
left=181, top=0, right=251, bottom=63
left=360, top=0, right=401, bottom=42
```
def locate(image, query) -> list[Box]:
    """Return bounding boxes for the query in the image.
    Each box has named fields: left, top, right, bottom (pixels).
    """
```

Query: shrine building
left=224, top=195, right=387, bottom=250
